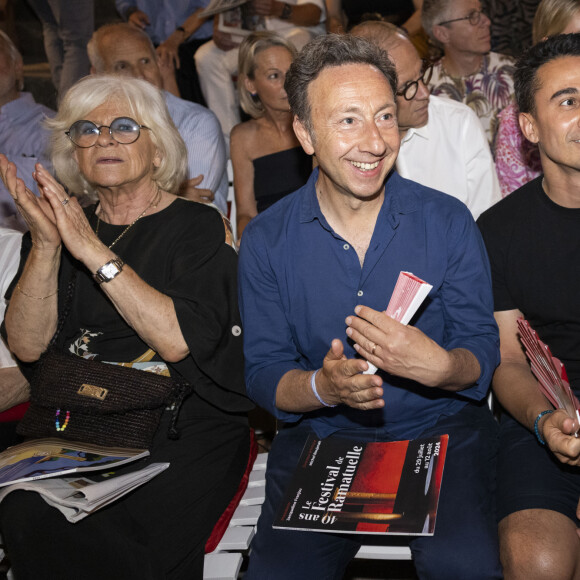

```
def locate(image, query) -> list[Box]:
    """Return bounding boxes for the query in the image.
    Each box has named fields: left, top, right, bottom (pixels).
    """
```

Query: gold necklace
left=96, top=190, right=162, bottom=249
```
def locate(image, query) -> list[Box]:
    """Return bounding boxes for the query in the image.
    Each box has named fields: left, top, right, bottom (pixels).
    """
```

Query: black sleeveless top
left=253, top=146, right=312, bottom=213
left=342, top=0, right=415, bottom=28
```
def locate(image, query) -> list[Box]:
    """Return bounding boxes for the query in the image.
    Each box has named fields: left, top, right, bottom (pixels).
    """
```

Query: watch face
left=101, top=262, right=120, bottom=278
left=96, top=259, right=124, bottom=283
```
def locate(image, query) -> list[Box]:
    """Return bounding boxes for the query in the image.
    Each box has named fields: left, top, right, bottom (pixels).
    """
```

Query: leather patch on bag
left=78, top=384, right=109, bottom=401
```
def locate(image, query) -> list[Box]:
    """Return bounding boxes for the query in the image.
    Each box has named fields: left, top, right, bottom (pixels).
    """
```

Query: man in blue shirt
left=239, top=34, right=502, bottom=579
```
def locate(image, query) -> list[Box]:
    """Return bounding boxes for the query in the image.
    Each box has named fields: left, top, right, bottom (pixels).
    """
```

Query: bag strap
left=48, top=268, right=78, bottom=348
left=167, top=379, right=192, bottom=440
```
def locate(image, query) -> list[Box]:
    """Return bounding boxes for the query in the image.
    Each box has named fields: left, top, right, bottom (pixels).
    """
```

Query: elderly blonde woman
left=0, top=75, right=251, bottom=579
left=230, top=31, right=313, bottom=241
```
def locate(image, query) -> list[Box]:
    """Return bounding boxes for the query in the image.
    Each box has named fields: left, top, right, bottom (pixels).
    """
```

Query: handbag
left=17, top=270, right=191, bottom=449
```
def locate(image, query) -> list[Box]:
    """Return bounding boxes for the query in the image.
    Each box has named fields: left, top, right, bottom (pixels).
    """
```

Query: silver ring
left=61, top=198, right=69, bottom=206
left=370, top=343, right=377, bottom=356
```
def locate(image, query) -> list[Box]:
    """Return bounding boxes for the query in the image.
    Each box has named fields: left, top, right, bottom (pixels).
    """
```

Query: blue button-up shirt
left=238, top=168, right=499, bottom=440
left=115, top=0, right=214, bottom=44
left=165, top=91, right=228, bottom=215
left=0, top=93, right=55, bottom=231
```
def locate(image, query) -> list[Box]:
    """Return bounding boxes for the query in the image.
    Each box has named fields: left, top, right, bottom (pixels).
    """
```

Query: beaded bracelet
left=534, top=409, right=554, bottom=445
left=55, top=408, right=70, bottom=432
left=16, top=283, right=58, bottom=300
left=310, top=369, right=337, bottom=408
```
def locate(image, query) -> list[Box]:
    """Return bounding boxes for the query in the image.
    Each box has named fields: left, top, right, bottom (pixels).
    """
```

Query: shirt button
left=357, top=290, right=363, bottom=297
left=343, top=243, right=350, bottom=250
left=231, top=325, right=242, bottom=336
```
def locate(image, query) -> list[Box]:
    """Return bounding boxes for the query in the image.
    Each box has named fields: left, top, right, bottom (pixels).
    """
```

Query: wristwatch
left=280, top=2, right=293, bottom=19
left=94, top=258, right=125, bottom=284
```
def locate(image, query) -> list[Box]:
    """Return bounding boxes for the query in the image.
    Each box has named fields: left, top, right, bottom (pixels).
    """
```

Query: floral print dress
left=495, top=101, right=542, bottom=197
left=429, top=52, right=516, bottom=156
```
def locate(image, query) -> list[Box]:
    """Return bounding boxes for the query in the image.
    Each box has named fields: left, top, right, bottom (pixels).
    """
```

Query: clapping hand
left=315, top=339, right=385, bottom=410
left=0, top=154, right=60, bottom=249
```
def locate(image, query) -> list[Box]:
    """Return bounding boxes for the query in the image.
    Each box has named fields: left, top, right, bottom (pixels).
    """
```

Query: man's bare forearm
left=493, top=359, right=551, bottom=431
left=437, top=347, right=481, bottom=391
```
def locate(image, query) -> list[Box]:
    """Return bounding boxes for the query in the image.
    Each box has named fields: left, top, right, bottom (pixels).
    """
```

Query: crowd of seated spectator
left=2, top=1, right=580, bottom=578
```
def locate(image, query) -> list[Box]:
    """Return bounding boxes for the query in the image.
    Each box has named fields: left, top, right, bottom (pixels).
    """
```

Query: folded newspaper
left=0, top=462, right=169, bottom=522
left=0, top=438, right=169, bottom=522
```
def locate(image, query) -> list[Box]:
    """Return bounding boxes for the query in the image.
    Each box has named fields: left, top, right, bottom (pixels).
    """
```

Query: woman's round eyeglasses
left=438, top=10, right=485, bottom=27
left=396, top=63, right=434, bottom=101
left=65, top=117, right=150, bottom=148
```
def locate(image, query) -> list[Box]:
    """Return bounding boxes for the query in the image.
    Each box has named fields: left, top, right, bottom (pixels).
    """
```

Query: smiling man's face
left=294, top=63, right=400, bottom=202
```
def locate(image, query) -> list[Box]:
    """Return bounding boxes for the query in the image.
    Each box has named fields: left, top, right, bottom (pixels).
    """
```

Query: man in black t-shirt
left=478, top=33, right=580, bottom=580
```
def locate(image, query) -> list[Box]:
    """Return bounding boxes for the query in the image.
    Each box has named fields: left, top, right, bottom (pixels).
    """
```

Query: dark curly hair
left=515, top=32, right=580, bottom=114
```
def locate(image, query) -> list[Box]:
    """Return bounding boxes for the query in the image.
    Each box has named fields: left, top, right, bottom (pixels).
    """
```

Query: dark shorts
left=496, top=413, right=580, bottom=524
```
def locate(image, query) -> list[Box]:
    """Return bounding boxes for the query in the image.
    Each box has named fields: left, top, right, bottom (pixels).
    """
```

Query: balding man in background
left=353, top=20, right=501, bottom=219
left=88, top=22, right=229, bottom=214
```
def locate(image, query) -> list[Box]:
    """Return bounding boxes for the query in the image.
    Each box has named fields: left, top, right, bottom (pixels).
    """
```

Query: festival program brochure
left=274, top=434, right=448, bottom=536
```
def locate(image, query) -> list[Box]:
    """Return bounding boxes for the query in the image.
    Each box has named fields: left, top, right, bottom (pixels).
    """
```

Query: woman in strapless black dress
left=230, top=31, right=313, bottom=243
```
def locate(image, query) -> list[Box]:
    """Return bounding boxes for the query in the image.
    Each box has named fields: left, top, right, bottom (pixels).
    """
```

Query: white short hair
left=46, top=75, right=187, bottom=199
